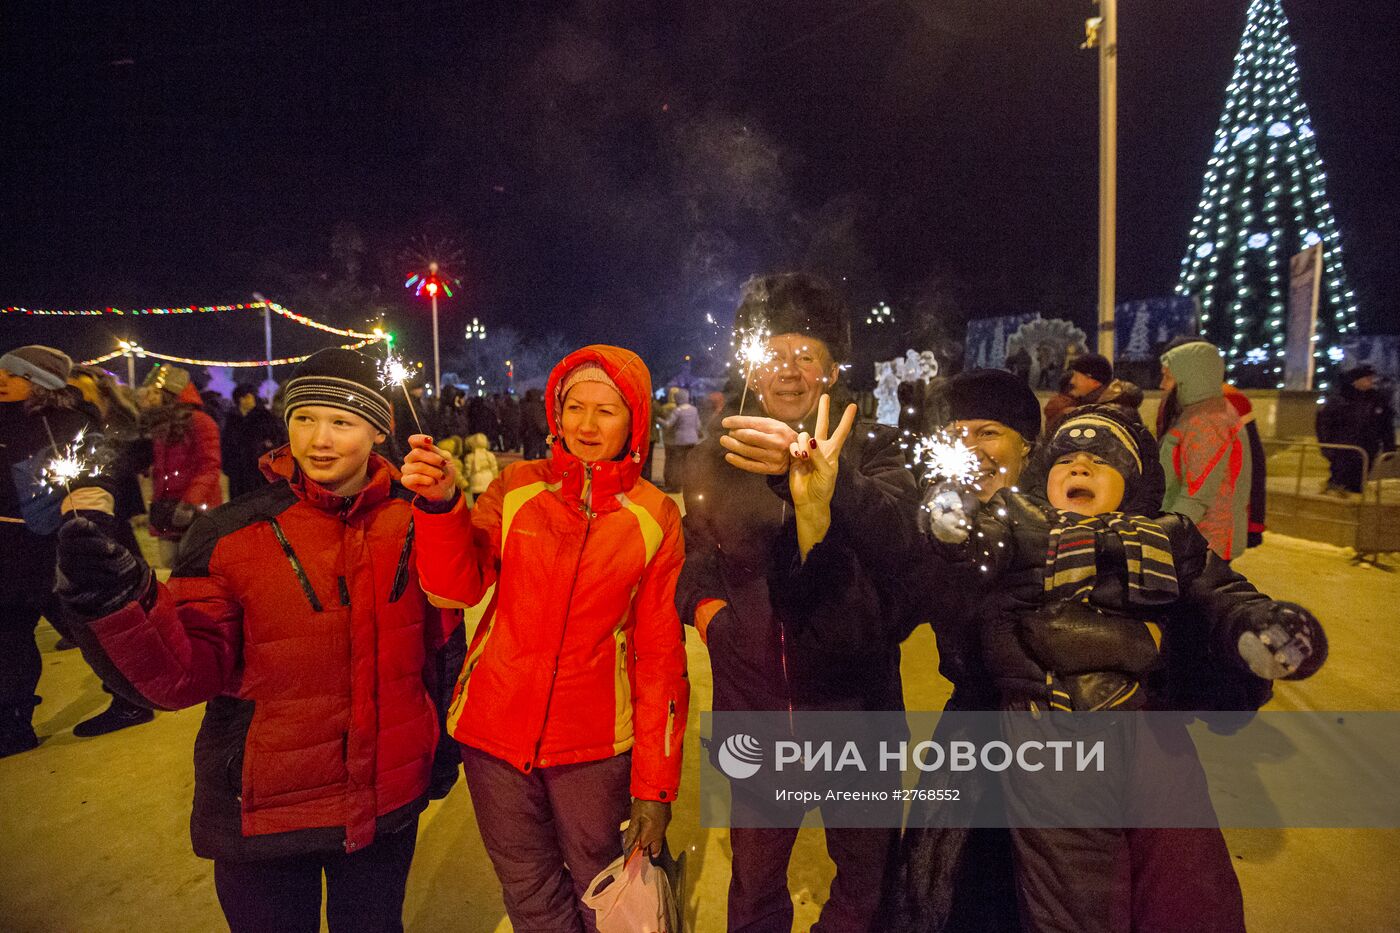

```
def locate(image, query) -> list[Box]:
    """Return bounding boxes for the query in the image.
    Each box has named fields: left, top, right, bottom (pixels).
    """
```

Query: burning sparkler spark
left=734, top=325, right=774, bottom=415
left=379, top=355, right=415, bottom=391
left=42, top=428, right=91, bottom=493
left=378, top=354, right=426, bottom=436
left=913, top=430, right=982, bottom=487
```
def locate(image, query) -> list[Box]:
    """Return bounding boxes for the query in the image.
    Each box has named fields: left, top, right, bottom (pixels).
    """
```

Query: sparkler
left=912, top=430, right=982, bottom=487
left=378, top=353, right=426, bottom=436
left=913, top=430, right=990, bottom=549
left=734, top=325, right=774, bottom=415
left=40, top=425, right=92, bottom=500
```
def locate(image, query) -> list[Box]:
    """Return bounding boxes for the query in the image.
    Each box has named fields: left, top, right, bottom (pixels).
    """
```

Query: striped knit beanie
left=1042, top=404, right=1164, bottom=516
left=282, top=348, right=393, bottom=435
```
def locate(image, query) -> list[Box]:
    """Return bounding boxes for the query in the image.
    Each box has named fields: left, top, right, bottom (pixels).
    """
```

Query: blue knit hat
left=0, top=345, right=72, bottom=390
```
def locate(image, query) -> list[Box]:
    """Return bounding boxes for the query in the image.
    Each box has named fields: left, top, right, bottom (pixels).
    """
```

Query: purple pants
left=461, top=744, right=632, bottom=933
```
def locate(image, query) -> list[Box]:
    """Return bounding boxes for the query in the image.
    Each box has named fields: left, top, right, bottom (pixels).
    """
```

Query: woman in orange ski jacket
left=403, top=344, right=688, bottom=933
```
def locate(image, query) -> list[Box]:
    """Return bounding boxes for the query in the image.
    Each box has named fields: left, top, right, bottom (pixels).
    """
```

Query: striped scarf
left=1044, top=511, right=1179, bottom=606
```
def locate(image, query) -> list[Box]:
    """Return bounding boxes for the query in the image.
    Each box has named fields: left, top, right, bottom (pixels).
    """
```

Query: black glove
left=621, top=798, right=672, bottom=860
left=172, top=501, right=198, bottom=530
left=56, top=515, right=152, bottom=619
left=1237, top=601, right=1328, bottom=681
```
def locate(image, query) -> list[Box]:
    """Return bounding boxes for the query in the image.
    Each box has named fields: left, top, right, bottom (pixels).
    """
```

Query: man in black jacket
left=677, top=274, right=919, bottom=932
left=1316, top=362, right=1397, bottom=494
left=221, top=383, right=284, bottom=500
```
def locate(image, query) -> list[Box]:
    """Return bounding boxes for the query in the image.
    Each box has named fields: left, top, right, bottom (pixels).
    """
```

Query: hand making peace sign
left=788, top=394, right=857, bottom=513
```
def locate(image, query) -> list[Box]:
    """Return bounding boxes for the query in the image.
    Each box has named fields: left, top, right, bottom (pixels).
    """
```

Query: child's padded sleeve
left=1167, top=514, right=1276, bottom=662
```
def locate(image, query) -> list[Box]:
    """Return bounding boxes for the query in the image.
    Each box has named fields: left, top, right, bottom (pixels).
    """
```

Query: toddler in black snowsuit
left=922, top=404, right=1327, bottom=933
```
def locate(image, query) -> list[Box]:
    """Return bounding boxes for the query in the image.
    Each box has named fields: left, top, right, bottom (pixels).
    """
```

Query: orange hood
left=544, top=344, right=653, bottom=498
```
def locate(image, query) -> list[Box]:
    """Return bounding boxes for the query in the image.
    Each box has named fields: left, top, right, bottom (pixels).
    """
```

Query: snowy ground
left=1, top=528, right=1396, bottom=932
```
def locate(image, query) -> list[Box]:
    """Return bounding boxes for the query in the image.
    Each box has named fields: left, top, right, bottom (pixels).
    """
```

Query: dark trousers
left=213, top=819, right=419, bottom=933
left=728, top=791, right=899, bottom=933
left=1003, top=715, right=1244, bottom=933
left=1008, top=825, right=1243, bottom=933
left=663, top=444, right=693, bottom=492
left=1326, top=450, right=1366, bottom=493
left=461, top=744, right=631, bottom=933
left=0, top=597, right=45, bottom=708
left=0, top=525, right=58, bottom=709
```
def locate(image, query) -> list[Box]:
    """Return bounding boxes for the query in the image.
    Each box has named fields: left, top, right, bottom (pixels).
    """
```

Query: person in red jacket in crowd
left=138, top=364, right=224, bottom=567
left=1156, top=336, right=1268, bottom=548
left=55, top=349, right=456, bottom=933
left=402, top=344, right=689, bottom=933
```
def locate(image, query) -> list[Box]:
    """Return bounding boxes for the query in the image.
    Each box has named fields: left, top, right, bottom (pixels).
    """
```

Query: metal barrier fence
left=1260, top=439, right=1400, bottom=563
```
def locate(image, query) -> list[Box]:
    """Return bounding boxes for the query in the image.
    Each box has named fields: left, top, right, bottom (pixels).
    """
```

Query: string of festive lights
left=2, top=301, right=381, bottom=340
left=4, top=302, right=263, bottom=316
left=1174, top=0, right=1359, bottom=390
left=79, top=336, right=387, bottom=369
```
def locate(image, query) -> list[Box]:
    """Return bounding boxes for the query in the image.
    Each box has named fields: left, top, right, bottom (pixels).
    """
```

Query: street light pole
left=431, top=292, right=441, bottom=394
left=427, top=261, right=442, bottom=394
left=252, top=292, right=273, bottom=389
left=119, top=340, right=137, bottom=387
left=1087, top=0, right=1119, bottom=360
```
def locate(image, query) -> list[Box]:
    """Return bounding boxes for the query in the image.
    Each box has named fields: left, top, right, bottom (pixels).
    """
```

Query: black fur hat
left=733, top=273, right=852, bottom=364
left=942, top=368, right=1043, bottom=443
left=1069, top=352, right=1114, bottom=386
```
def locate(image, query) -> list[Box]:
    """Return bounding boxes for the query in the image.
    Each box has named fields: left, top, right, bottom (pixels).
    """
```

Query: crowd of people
left=0, top=271, right=1375, bottom=932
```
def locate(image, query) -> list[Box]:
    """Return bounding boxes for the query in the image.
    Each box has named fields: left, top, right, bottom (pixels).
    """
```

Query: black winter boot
left=73, top=695, right=153, bottom=738
left=0, top=703, right=40, bottom=758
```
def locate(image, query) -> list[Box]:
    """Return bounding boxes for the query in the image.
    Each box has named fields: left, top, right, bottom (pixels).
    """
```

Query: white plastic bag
left=583, top=851, right=677, bottom=933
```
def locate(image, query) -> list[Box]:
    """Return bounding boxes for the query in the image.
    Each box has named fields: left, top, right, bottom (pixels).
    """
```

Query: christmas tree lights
left=1175, top=0, right=1359, bottom=389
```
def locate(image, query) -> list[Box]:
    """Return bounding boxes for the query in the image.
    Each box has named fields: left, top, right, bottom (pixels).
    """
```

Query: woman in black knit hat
left=893, top=367, right=1040, bottom=933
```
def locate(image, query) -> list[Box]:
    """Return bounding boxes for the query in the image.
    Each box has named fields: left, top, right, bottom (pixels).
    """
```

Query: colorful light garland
left=4, top=302, right=262, bottom=317
left=3, top=301, right=380, bottom=341
left=80, top=336, right=386, bottom=368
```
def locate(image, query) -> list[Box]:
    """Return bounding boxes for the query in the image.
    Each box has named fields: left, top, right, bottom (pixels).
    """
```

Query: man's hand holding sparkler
left=718, top=415, right=800, bottom=475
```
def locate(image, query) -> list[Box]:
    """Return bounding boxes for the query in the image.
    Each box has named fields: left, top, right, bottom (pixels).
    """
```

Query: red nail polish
left=809, top=438, right=818, bottom=449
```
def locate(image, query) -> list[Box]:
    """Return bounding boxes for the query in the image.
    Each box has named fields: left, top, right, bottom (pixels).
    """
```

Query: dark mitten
left=172, top=501, right=198, bottom=530
left=56, top=515, right=152, bottom=619
left=1237, top=601, right=1328, bottom=681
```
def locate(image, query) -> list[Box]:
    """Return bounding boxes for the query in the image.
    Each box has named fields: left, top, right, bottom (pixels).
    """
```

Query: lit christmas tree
left=1175, top=0, right=1359, bottom=389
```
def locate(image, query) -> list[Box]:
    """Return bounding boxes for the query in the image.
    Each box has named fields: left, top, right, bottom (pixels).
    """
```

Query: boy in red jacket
left=56, top=348, right=454, bottom=933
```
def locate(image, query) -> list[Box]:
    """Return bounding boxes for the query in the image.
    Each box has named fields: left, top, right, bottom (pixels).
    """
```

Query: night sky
left=2, top=1, right=1395, bottom=383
